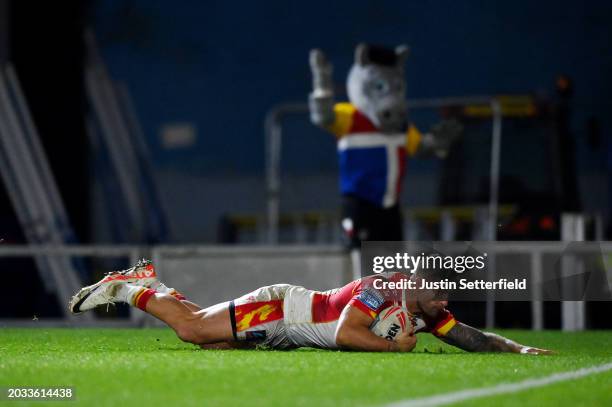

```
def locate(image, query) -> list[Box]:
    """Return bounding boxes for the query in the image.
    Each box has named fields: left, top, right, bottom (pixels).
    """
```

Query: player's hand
left=394, top=331, right=417, bottom=352
left=520, top=346, right=554, bottom=355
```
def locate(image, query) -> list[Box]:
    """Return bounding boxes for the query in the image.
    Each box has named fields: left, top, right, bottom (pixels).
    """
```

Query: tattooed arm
left=440, top=322, right=552, bottom=355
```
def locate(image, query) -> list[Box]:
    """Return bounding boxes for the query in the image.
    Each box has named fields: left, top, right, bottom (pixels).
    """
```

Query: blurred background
left=0, top=0, right=611, bottom=329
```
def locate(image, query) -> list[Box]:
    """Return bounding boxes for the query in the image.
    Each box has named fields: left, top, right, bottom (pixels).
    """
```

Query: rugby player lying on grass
left=69, top=260, right=551, bottom=355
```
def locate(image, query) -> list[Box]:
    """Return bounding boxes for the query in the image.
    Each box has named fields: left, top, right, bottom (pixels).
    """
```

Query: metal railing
left=1, top=242, right=610, bottom=330
left=264, top=97, right=503, bottom=244
left=223, top=204, right=519, bottom=244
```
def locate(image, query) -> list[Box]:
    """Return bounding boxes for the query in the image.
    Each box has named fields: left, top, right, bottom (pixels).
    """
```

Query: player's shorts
left=229, top=284, right=295, bottom=349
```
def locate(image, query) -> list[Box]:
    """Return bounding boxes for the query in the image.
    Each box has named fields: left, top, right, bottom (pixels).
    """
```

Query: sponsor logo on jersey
left=356, top=288, right=385, bottom=311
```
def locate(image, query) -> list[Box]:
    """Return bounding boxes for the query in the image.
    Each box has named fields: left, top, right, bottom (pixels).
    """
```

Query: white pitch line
left=386, top=362, right=612, bottom=407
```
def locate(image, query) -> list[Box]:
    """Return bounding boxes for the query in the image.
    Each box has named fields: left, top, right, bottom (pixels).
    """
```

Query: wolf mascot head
left=309, top=43, right=460, bottom=157
left=347, top=44, right=410, bottom=133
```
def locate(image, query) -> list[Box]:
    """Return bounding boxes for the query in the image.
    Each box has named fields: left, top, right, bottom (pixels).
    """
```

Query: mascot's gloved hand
left=308, top=49, right=335, bottom=127
left=422, top=119, right=463, bottom=159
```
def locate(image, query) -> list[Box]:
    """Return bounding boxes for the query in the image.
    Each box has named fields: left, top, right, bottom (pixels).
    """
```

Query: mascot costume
left=308, top=44, right=461, bottom=277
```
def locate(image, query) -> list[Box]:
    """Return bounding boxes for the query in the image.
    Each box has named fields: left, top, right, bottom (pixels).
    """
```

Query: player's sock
left=116, top=284, right=157, bottom=311
left=149, top=281, right=186, bottom=301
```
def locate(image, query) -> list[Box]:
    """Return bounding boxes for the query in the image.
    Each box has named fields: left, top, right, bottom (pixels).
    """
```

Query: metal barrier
left=150, top=245, right=348, bottom=314
left=224, top=204, right=518, bottom=244
left=264, top=97, right=503, bottom=244
left=1, top=242, right=610, bottom=330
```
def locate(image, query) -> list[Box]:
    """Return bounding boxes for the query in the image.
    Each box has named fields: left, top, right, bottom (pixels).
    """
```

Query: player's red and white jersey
left=282, top=273, right=457, bottom=349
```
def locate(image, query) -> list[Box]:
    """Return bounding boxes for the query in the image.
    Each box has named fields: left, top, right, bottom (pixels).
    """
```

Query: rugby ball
left=370, top=306, right=412, bottom=341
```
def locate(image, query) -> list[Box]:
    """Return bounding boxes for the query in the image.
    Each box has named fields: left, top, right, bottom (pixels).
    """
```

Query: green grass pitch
left=0, top=329, right=611, bottom=406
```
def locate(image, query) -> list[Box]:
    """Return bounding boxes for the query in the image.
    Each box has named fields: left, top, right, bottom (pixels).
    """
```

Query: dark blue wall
left=94, top=0, right=612, bottom=176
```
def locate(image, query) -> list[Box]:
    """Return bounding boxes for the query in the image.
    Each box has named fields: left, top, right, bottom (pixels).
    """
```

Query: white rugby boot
left=114, top=259, right=185, bottom=300
left=68, top=259, right=157, bottom=314
left=112, top=258, right=158, bottom=287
